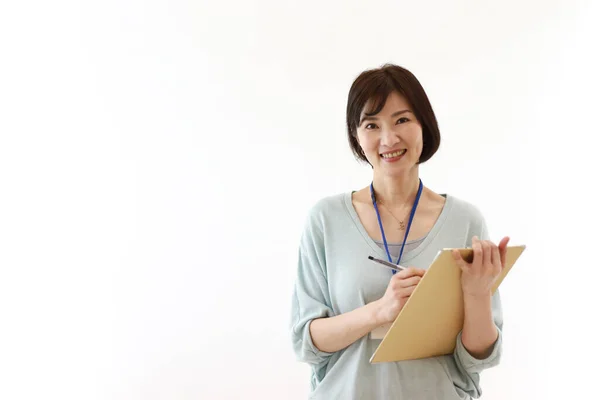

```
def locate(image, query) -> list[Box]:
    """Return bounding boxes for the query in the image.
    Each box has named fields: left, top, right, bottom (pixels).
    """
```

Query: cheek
left=406, top=126, right=423, bottom=148
left=357, top=133, right=377, bottom=151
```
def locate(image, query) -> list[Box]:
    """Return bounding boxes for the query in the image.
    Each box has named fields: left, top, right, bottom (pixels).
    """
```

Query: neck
left=371, top=167, right=421, bottom=207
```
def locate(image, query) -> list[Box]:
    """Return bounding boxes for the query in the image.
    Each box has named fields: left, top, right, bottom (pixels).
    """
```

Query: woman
left=290, top=64, right=510, bottom=400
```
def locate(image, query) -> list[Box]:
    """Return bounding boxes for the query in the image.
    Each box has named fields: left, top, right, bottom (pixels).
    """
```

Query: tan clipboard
left=369, top=245, right=526, bottom=363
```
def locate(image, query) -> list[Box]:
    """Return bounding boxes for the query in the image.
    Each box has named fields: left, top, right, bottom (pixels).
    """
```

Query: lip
left=380, top=149, right=406, bottom=163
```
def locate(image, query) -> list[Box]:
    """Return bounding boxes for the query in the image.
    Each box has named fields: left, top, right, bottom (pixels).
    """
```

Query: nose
left=380, top=125, right=400, bottom=147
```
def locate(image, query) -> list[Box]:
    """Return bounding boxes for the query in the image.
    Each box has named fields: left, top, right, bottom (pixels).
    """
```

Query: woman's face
left=355, top=91, right=423, bottom=176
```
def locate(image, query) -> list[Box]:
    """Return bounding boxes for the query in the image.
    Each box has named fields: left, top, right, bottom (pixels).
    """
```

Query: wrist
left=463, top=291, right=492, bottom=312
left=463, top=290, right=492, bottom=302
left=369, top=299, right=386, bottom=326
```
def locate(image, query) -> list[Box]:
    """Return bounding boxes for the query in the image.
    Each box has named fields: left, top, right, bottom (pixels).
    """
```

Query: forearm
left=309, top=300, right=383, bottom=353
left=461, top=293, right=499, bottom=359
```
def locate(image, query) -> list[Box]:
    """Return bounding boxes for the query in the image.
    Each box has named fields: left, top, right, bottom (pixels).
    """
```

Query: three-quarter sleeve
left=454, top=289, right=503, bottom=374
left=290, top=210, right=335, bottom=366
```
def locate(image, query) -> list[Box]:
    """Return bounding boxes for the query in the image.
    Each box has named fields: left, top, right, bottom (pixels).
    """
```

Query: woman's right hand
left=376, top=267, right=427, bottom=324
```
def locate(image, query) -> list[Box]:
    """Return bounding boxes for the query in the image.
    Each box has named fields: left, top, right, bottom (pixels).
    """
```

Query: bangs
left=354, top=79, right=402, bottom=128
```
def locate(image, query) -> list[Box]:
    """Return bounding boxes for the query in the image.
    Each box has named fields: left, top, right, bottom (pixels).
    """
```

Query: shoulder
left=443, top=194, right=491, bottom=240
left=298, top=192, right=350, bottom=244
left=445, top=194, right=487, bottom=226
left=304, top=192, right=349, bottom=223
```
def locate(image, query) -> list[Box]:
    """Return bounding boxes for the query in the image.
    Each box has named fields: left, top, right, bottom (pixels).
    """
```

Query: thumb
left=452, top=249, right=468, bottom=271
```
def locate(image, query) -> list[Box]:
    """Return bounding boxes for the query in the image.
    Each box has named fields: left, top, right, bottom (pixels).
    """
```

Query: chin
left=379, top=161, right=417, bottom=175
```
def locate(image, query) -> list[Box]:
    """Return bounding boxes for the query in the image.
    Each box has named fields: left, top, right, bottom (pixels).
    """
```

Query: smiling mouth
left=380, top=149, right=407, bottom=159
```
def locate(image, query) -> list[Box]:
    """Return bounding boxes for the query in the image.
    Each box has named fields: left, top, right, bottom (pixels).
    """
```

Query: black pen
left=367, top=256, right=406, bottom=273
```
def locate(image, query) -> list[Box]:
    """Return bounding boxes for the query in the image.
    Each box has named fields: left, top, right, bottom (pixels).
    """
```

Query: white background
left=1, top=1, right=599, bottom=399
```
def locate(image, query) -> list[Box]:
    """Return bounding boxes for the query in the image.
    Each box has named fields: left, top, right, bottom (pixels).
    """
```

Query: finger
left=498, top=236, right=510, bottom=267
left=396, top=267, right=424, bottom=279
left=490, top=241, right=501, bottom=271
left=396, top=275, right=422, bottom=288
left=404, top=267, right=426, bottom=277
left=392, top=276, right=419, bottom=292
left=481, top=240, right=492, bottom=270
left=472, top=236, right=483, bottom=267
left=452, top=249, right=467, bottom=271
left=399, top=284, right=420, bottom=298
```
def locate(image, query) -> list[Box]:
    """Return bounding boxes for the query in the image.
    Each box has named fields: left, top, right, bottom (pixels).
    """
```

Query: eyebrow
left=359, top=109, right=412, bottom=126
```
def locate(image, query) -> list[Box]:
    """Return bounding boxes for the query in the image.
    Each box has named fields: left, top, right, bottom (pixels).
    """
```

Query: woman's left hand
left=452, top=236, right=510, bottom=297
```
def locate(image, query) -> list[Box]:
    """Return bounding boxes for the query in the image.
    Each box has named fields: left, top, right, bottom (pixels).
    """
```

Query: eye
left=365, top=123, right=378, bottom=130
left=397, top=117, right=409, bottom=124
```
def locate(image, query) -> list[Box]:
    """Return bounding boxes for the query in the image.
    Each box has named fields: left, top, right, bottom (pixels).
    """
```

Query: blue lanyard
left=370, top=179, right=423, bottom=274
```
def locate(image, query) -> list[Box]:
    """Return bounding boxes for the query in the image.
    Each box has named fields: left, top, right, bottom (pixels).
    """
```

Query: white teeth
left=382, top=149, right=406, bottom=158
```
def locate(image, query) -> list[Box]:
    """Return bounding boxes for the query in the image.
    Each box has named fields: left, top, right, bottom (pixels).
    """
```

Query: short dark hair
left=346, top=63, right=441, bottom=165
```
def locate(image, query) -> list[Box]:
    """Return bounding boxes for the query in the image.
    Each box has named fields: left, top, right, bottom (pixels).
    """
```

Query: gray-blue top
left=290, top=192, right=503, bottom=400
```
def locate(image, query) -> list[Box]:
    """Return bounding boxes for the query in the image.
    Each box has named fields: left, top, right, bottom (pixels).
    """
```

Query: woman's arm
left=309, top=268, right=424, bottom=353
left=461, top=293, right=499, bottom=358
left=309, top=301, right=382, bottom=353
left=453, top=236, right=509, bottom=359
